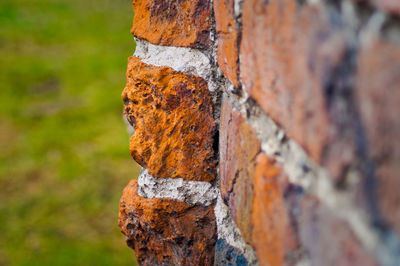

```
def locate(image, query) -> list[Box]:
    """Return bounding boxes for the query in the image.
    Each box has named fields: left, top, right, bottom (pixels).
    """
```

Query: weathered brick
left=299, top=197, right=378, bottom=266
left=122, top=57, right=216, bottom=181
left=118, top=180, right=216, bottom=265
left=252, top=154, right=300, bottom=266
left=214, top=0, right=240, bottom=87
left=131, top=0, right=211, bottom=48
left=240, top=0, right=358, bottom=181
left=219, top=97, right=260, bottom=242
left=355, top=38, right=400, bottom=235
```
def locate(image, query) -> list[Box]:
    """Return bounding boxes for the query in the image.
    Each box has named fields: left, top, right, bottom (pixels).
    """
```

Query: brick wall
left=119, top=0, right=400, bottom=265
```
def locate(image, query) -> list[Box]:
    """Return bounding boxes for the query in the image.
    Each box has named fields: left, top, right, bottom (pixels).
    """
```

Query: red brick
left=355, top=38, right=400, bottom=235
left=299, top=197, right=378, bottom=266
left=131, top=0, right=211, bottom=48
left=214, top=0, right=240, bottom=87
left=219, top=97, right=260, bottom=242
left=252, top=154, right=299, bottom=266
left=122, top=57, right=216, bottom=182
left=240, top=0, right=355, bottom=172
left=118, top=180, right=216, bottom=265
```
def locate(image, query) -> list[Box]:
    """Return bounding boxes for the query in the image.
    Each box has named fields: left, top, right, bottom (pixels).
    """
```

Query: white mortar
left=133, top=38, right=219, bottom=93
left=137, top=168, right=218, bottom=206
left=214, top=194, right=258, bottom=265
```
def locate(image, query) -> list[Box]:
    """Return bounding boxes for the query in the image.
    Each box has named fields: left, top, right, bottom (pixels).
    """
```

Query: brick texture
left=252, top=154, right=300, bottom=265
left=118, top=180, right=216, bottom=265
left=131, top=0, right=211, bottom=48
left=122, top=57, right=216, bottom=181
left=219, top=97, right=260, bottom=242
left=240, top=0, right=357, bottom=180
left=120, top=0, right=400, bottom=264
left=214, top=0, right=240, bottom=87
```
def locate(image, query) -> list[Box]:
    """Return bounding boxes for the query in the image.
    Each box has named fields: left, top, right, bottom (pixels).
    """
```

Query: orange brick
left=119, top=180, right=216, bottom=265
left=122, top=57, right=217, bottom=181
left=214, top=0, right=240, bottom=87
left=131, top=0, right=211, bottom=48
left=252, top=154, right=299, bottom=266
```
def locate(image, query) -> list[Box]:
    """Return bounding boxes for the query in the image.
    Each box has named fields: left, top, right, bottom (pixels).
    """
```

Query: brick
left=131, top=0, right=211, bottom=48
left=118, top=180, right=216, bottom=265
left=252, top=154, right=300, bottom=266
left=214, top=0, right=240, bottom=87
left=219, top=97, right=260, bottom=242
left=240, top=0, right=358, bottom=180
left=122, top=57, right=216, bottom=182
left=355, top=38, right=400, bottom=235
left=299, top=197, right=378, bottom=266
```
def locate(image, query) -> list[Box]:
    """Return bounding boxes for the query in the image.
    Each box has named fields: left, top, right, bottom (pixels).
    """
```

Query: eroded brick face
left=219, top=97, right=260, bottom=242
left=122, top=57, right=217, bottom=181
left=119, top=0, right=400, bottom=263
left=214, top=0, right=240, bottom=87
left=118, top=180, right=216, bottom=265
left=131, top=0, right=211, bottom=48
left=355, top=38, right=400, bottom=235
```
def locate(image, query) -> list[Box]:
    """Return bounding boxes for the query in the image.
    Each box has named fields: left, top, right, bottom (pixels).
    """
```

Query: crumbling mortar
left=137, top=168, right=218, bottom=207
left=214, top=194, right=258, bottom=265
left=206, top=4, right=257, bottom=262
left=125, top=0, right=400, bottom=264
left=218, top=0, right=400, bottom=262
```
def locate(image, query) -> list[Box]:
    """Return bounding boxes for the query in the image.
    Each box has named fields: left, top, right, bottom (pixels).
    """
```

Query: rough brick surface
left=219, top=97, right=260, bottom=242
left=240, top=0, right=358, bottom=180
left=122, top=57, right=216, bottom=181
left=119, top=0, right=400, bottom=264
left=118, top=180, right=216, bottom=265
left=131, top=0, right=211, bottom=48
left=252, top=154, right=300, bottom=265
left=300, top=197, right=378, bottom=266
left=214, top=0, right=240, bottom=87
left=355, top=38, right=400, bottom=235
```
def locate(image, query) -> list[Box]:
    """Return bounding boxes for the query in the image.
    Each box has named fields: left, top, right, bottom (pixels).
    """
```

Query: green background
left=0, top=0, right=139, bottom=264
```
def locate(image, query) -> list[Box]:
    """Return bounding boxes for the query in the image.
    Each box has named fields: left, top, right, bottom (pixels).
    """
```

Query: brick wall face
left=119, top=0, right=400, bottom=265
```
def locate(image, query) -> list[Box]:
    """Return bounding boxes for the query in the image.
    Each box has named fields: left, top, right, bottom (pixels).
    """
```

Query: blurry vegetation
left=0, top=0, right=139, bottom=264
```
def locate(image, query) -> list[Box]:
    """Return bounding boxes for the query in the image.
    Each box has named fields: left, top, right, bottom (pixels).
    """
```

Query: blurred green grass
left=0, top=0, right=139, bottom=265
